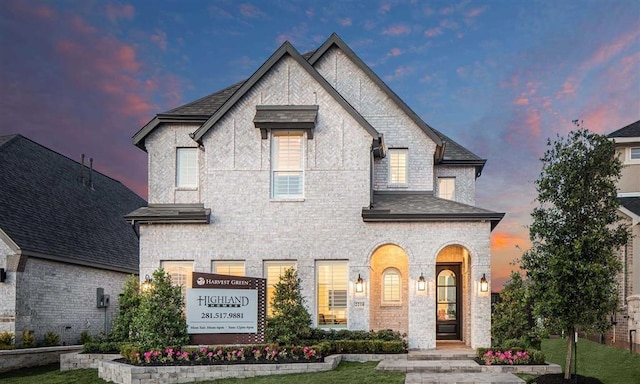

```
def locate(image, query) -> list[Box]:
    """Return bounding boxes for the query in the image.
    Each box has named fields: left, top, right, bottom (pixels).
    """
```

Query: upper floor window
left=176, top=148, right=198, bottom=188
left=212, top=261, right=245, bottom=276
left=629, top=147, right=640, bottom=162
left=438, top=177, right=456, bottom=201
left=382, top=268, right=401, bottom=304
left=388, top=149, right=408, bottom=186
left=271, top=133, right=304, bottom=198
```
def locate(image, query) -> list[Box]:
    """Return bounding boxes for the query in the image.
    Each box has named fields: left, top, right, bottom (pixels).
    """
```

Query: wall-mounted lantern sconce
left=355, top=274, right=364, bottom=293
left=417, top=273, right=426, bottom=291
left=480, top=273, right=489, bottom=293
left=0, top=268, right=6, bottom=283
left=141, top=274, right=153, bottom=292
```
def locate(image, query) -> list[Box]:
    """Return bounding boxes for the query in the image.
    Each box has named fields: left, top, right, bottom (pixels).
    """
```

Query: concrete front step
left=377, top=359, right=483, bottom=373
left=405, top=372, right=525, bottom=384
left=408, top=350, right=477, bottom=360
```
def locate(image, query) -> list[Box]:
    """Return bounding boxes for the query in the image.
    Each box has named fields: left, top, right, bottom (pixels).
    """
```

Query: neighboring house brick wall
left=13, top=258, right=127, bottom=346
left=0, top=239, right=17, bottom=335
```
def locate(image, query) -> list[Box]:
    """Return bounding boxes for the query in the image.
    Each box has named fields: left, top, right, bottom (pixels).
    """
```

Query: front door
left=436, top=264, right=461, bottom=340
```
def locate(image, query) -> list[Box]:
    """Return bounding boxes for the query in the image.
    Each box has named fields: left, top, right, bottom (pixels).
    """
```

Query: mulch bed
left=114, top=356, right=324, bottom=366
left=528, top=374, right=603, bottom=384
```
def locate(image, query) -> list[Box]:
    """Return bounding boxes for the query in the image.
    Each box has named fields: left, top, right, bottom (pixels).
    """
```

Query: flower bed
left=476, top=348, right=546, bottom=365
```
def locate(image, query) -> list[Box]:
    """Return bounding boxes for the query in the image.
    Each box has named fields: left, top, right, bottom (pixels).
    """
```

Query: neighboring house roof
left=608, top=120, right=640, bottom=138
left=132, top=34, right=484, bottom=173
left=0, top=134, right=146, bottom=274
left=619, top=197, right=640, bottom=223
left=362, top=191, right=504, bottom=230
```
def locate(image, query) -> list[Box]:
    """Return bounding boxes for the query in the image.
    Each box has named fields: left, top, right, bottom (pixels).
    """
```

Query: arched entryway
left=369, top=244, right=409, bottom=335
left=435, top=245, right=470, bottom=343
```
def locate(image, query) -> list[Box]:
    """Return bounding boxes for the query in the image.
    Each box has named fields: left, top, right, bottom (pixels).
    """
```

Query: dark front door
left=436, top=264, right=461, bottom=340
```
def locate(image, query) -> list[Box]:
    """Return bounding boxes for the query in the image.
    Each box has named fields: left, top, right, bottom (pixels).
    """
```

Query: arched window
left=382, top=268, right=401, bottom=304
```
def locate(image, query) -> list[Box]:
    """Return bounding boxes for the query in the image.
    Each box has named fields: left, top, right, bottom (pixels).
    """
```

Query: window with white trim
left=176, top=148, right=198, bottom=188
left=212, top=261, right=245, bottom=276
left=160, top=261, right=193, bottom=301
left=317, top=261, right=347, bottom=327
left=271, top=133, right=304, bottom=198
left=630, top=147, right=640, bottom=161
left=438, top=177, right=456, bottom=201
left=264, top=261, right=296, bottom=317
left=382, top=268, right=401, bottom=304
left=388, top=149, right=408, bottom=186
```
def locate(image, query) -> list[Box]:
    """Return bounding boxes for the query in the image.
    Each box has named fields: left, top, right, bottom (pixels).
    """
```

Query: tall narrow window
left=317, top=261, right=347, bottom=327
left=382, top=268, right=401, bottom=304
left=264, top=261, right=296, bottom=317
left=160, top=261, right=193, bottom=301
left=212, top=261, right=245, bottom=276
left=438, top=177, right=456, bottom=201
left=388, top=149, right=408, bottom=186
left=271, top=133, right=303, bottom=198
left=176, top=148, right=198, bottom=188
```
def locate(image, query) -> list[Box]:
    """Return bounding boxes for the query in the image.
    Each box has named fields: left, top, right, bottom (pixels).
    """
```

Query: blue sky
left=1, top=0, right=638, bottom=288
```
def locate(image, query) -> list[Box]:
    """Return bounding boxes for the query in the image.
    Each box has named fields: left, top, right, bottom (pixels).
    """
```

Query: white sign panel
left=186, top=288, right=258, bottom=334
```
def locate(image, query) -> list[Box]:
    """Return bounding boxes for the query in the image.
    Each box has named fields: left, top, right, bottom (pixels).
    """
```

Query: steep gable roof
left=190, top=41, right=379, bottom=144
left=0, top=135, right=146, bottom=273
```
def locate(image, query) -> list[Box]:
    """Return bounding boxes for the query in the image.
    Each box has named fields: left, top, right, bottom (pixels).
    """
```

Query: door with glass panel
left=436, top=264, right=461, bottom=340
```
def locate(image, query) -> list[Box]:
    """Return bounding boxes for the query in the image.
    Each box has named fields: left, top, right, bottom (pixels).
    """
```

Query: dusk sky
left=1, top=0, right=638, bottom=289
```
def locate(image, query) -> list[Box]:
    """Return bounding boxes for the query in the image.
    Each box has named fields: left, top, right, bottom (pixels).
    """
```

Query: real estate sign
left=187, top=272, right=266, bottom=345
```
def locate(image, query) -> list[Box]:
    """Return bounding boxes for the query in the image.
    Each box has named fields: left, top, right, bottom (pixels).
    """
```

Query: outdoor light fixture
left=480, top=273, right=489, bottom=292
left=355, top=274, right=364, bottom=293
left=0, top=268, right=6, bottom=283
left=141, top=274, right=153, bottom=292
left=417, top=273, right=426, bottom=291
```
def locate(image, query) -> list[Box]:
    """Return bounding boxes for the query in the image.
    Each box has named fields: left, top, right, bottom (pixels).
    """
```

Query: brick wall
left=0, top=239, right=16, bottom=334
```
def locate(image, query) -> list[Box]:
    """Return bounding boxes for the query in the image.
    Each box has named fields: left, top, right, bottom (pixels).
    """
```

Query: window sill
left=387, top=184, right=408, bottom=188
left=381, top=303, right=403, bottom=307
left=175, top=187, right=198, bottom=191
left=270, top=197, right=305, bottom=202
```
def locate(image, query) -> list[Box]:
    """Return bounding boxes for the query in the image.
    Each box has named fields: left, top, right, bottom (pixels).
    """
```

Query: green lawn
left=0, top=361, right=403, bottom=384
left=539, top=338, right=640, bottom=384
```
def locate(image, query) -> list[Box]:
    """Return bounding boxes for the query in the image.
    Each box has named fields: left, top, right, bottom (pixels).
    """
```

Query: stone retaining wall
left=98, top=354, right=342, bottom=384
left=0, top=345, right=82, bottom=373
left=483, top=362, right=562, bottom=375
left=60, top=352, right=121, bottom=371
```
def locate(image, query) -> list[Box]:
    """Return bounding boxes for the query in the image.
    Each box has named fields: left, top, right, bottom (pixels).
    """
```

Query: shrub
left=130, top=269, right=189, bottom=349
left=305, top=328, right=405, bottom=343
left=0, top=331, right=15, bottom=350
left=111, top=275, right=141, bottom=342
left=80, top=330, right=92, bottom=344
left=21, top=329, right=35, bottom=348
left=82, top=341, right=122, bottom=353
left=44, top=331, right=60, bottom=347
left=492, top=271, right=539, bottom=347
left=266, top=268, right=312, bottom=345
left=502, top=338, right=528, bottom=350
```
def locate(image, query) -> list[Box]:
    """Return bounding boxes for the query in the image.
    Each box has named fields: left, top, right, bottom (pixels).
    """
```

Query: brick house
left=608, top=120, right=640, bottom=350
left=0, top=134, right=145, bottom=345
left=127, top=33, right=504, bottom=349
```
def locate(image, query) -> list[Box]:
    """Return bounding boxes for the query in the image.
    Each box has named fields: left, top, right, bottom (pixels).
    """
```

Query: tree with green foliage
left=130, top=268, right=189, bottom=349
left=491, top=271, right=541, bottom=349
left=521, top=127, right=629, bottom=379
left=266, top=268, right=312, bottom=345
left=110, top=275, right=141, bottom=342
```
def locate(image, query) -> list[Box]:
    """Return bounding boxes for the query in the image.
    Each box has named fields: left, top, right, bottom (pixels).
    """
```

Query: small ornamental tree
left=491, top=271, right=540, bottom=348
left=266, top=268, right=312, bottom=345
left=110, top=275, right=140, bottom=342
left=522, top=128, right=629, bottom=379
left=130, top=268, right=189, bottom=349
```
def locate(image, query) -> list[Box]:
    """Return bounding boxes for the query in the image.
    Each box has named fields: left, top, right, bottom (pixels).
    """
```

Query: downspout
left=130, top=220, right=140, bottom=239
left=370, top=146, right=374, bottom=209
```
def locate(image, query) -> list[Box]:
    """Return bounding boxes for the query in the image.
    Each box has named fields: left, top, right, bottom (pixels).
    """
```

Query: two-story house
left=127, top=33, right=504, bottom=349
left=608, top=120, right=640, bottom=350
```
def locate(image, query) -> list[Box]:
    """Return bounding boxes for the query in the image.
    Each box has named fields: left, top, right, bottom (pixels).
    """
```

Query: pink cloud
left=340, top=18, right=352, bottom=26
left=587, top=30, right=640, bottom=68
left=388, top=48, right=401, bottom=57
left=491, top=231, right=528, bottom=251
left=239, top=3, right=264, bottom=18
left=440, top=19, right=459, bottom=30
left=382, top=24, right=411, bottom=36
left=35, top=4, right=56, bottom=19
left=71, top=15, right=97, bottom=34
left=440, top=6, right=454, bottom=15
left=514, top=97, right=529, bottom=105
left=556, top=77, right=578, bottom=99
left=105, top=3, right=134, bottom=23
left=424, top=27, right=442, bottom=38
left=379, top=3, right=391, bottom=14
left=150, top=30, right=168, bottom=51
left=305, top=9, right=314, bottom=18
left=466, top=7, right=487, bottom=18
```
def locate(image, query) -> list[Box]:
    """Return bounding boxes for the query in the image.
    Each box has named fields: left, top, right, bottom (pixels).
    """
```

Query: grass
left=539, top=338, right=640, bottom=384
left=0, top=361, right=403, bottom=384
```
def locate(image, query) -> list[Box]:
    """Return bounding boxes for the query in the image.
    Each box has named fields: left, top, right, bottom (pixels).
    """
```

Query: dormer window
left=388, top=149, right=408, bottom=187
left=438, top=177, right=456, bottom=201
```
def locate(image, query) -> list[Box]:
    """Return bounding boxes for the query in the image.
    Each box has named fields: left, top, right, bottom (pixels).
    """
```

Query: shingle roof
left=362, top=191, right=504, bottom=229
left=162, top=81, right=245, bottom=116
left=0, top=135, right=146, bottom=273
left=619, top=197, right=640, bottom=216
left=608, top=120, right=640, bottom=138
left=125, top=204, right=210, bottom=224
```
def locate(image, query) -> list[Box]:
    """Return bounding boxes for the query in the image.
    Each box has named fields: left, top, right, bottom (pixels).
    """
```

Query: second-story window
left=438, top=177, right=456, bottom=201
left=176, top=148, right=198, bottom=188
left=388, top=148, right=408, bottom=186
left=630, top=147, right=640, bottom=161
left=271, top=133, right=304, bottom=198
